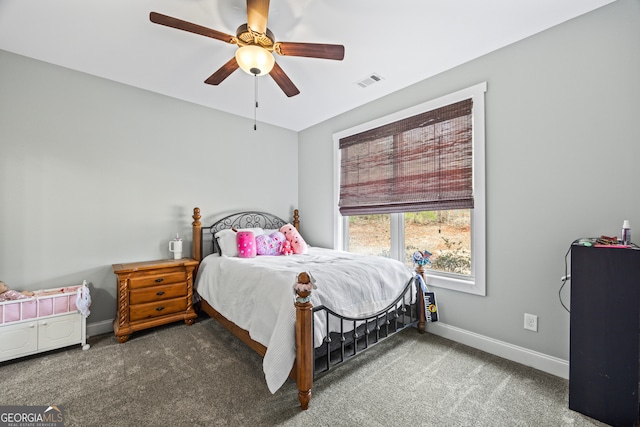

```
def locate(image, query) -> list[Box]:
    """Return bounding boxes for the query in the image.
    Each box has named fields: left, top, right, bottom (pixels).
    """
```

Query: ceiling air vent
left=356, top=73, right=384, bottom=88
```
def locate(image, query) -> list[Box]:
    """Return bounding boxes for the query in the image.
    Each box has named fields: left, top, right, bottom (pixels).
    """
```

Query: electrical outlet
left=524, top=313, right=538, bottom=332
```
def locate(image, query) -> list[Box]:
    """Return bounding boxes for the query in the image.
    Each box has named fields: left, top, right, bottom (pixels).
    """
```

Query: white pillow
left=215, top=228, right=264, bottom=257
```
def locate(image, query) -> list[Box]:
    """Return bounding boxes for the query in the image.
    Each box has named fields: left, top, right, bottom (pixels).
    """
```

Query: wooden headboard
left=191, top=207, right=300, bottom=262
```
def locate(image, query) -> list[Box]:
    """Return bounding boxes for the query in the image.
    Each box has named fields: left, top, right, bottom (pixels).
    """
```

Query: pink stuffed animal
left=280, top=240, right=294, bottom=256
left=256, top=231, right=286, bottom=256
left=279, top=223, right=308, bottom=254
left=236, top=230, right=256, bottom=258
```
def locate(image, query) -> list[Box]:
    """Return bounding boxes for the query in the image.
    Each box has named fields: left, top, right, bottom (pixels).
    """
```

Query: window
left=346, top=211, right=470, bottom=275
left=333, top=83, right=486, bottom=295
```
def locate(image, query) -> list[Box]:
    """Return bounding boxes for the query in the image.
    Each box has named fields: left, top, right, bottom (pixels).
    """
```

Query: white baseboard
left=87, top=318, right=114, bottom=338
left=425, top=321, right=569, bottom=380
left=85, top=318, right=570, bottom=379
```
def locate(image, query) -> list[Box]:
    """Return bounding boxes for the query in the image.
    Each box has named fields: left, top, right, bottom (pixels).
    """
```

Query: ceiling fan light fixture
left=235, top=45, right=275, bottom=76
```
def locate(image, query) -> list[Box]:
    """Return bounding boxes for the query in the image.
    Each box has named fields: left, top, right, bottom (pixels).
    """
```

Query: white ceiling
left=0, top=0, right=616, bottom=132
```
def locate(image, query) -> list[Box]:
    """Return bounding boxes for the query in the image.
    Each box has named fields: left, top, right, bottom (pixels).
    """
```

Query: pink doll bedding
left=0, top=285, right=81, bottom=324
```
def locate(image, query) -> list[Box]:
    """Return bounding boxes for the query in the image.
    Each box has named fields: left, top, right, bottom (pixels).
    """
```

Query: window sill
left=424, top=272, right=485, bottom=296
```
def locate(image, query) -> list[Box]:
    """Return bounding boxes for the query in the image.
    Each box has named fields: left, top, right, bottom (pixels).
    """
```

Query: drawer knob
left=156, top=291, right=165, bottom=296
left=155, top=278, right=164, bottom=283
left=156, top=306, right=165, bottom=311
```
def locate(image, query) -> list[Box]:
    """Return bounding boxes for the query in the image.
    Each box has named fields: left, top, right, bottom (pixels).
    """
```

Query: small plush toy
left=279, top=223, right=308, bottom=254
left=280, top=240, right=294, bottom=256
left=412, top=250, right=433, bottom=266
left=297, top=272, right=312, bottom=287
left=293, top=272, right=317, bottom=302
left=0, top=281, right=8, bottom=294
left=76, top=280, right=91, bottom=318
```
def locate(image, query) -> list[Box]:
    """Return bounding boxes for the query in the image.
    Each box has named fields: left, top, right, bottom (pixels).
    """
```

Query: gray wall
left=298, top=0, right=640, bottom=361
left=0, top=51, right=298, bottom=325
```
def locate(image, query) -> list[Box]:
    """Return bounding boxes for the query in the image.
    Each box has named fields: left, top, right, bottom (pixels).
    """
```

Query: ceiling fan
left=150, top=0, right=345, bottom=97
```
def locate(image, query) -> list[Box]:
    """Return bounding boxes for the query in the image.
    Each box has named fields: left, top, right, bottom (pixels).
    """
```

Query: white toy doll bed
left=0, top=282, right=91, bottom=362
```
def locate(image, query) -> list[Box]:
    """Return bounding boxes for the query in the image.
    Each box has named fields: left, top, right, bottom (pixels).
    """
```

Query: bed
left=191, top=207, right=426, bottom=409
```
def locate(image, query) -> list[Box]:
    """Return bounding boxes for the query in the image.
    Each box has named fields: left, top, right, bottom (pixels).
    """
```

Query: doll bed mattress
left=0, top=285, right=82, bottom=324
left=194, top=246, right=414, bottom=393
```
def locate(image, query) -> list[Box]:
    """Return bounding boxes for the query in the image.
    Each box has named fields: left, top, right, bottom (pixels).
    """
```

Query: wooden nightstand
left=112, top=258, right=199, bottom=343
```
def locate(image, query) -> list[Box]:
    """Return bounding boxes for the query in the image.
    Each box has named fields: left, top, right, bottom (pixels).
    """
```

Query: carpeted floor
left=1, top=314, right=607, bottom=426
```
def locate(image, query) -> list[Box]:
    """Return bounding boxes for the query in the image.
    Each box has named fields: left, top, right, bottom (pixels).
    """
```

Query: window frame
left=333, top=82, right=487, bottom=296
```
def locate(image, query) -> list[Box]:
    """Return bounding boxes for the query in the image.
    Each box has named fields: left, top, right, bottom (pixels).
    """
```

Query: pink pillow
left=236, top=231, right=256, bottom=258
left=279, top=223, right=308, bottom=254
left=256, top=231, right=286, bottom=256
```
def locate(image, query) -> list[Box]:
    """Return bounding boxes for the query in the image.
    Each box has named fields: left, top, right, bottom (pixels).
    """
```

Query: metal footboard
left=312, top=276, right=419, bottom=377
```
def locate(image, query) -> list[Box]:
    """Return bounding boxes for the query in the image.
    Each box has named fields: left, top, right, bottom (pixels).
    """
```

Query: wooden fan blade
left=204, top=57, right=240, bottom=85
left=150, top=12, right=235, bottom=44
left=276, top=42, right=345, bottom=60
left=247, top=0, right=270, bottom=34
left=269, top=62, right=300, bottom=97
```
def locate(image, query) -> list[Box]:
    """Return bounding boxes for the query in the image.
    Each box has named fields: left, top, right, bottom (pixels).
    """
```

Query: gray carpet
left=1, top=315, right=607, bottom=427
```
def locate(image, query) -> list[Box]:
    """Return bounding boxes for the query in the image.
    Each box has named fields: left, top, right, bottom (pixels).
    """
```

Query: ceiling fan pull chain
left=254, top=74, right=258, bottom=130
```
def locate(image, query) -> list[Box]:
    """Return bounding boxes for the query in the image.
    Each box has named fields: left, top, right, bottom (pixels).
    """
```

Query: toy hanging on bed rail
left=413, top=250, right=438, bottom=323
left=293, top=272, right=316, bottom=303
left=414, top=274, right=438, bottom=323
left=412, top=250, right=433, bottom=266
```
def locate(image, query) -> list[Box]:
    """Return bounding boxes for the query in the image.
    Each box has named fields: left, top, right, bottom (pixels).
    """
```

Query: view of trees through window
left=347, top=210, right=471, bottom=275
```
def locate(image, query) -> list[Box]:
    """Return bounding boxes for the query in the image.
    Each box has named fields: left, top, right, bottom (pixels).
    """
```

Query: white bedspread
left=194, top=246, right=414, bottom=393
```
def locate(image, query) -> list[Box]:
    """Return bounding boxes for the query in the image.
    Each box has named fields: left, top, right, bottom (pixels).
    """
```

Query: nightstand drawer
left=129, top=282, right=187, bottom=305
left=129, top=270, right=186, bottom=289
left=130, top=298, right=187, bottom=322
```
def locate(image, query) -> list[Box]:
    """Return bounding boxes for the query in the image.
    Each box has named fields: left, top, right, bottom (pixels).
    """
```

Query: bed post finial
left=192, top=207, right=201, bottom=225
left=192, top=207, right=202, bottom=262
left=293, top=209, right=300, bottom=231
